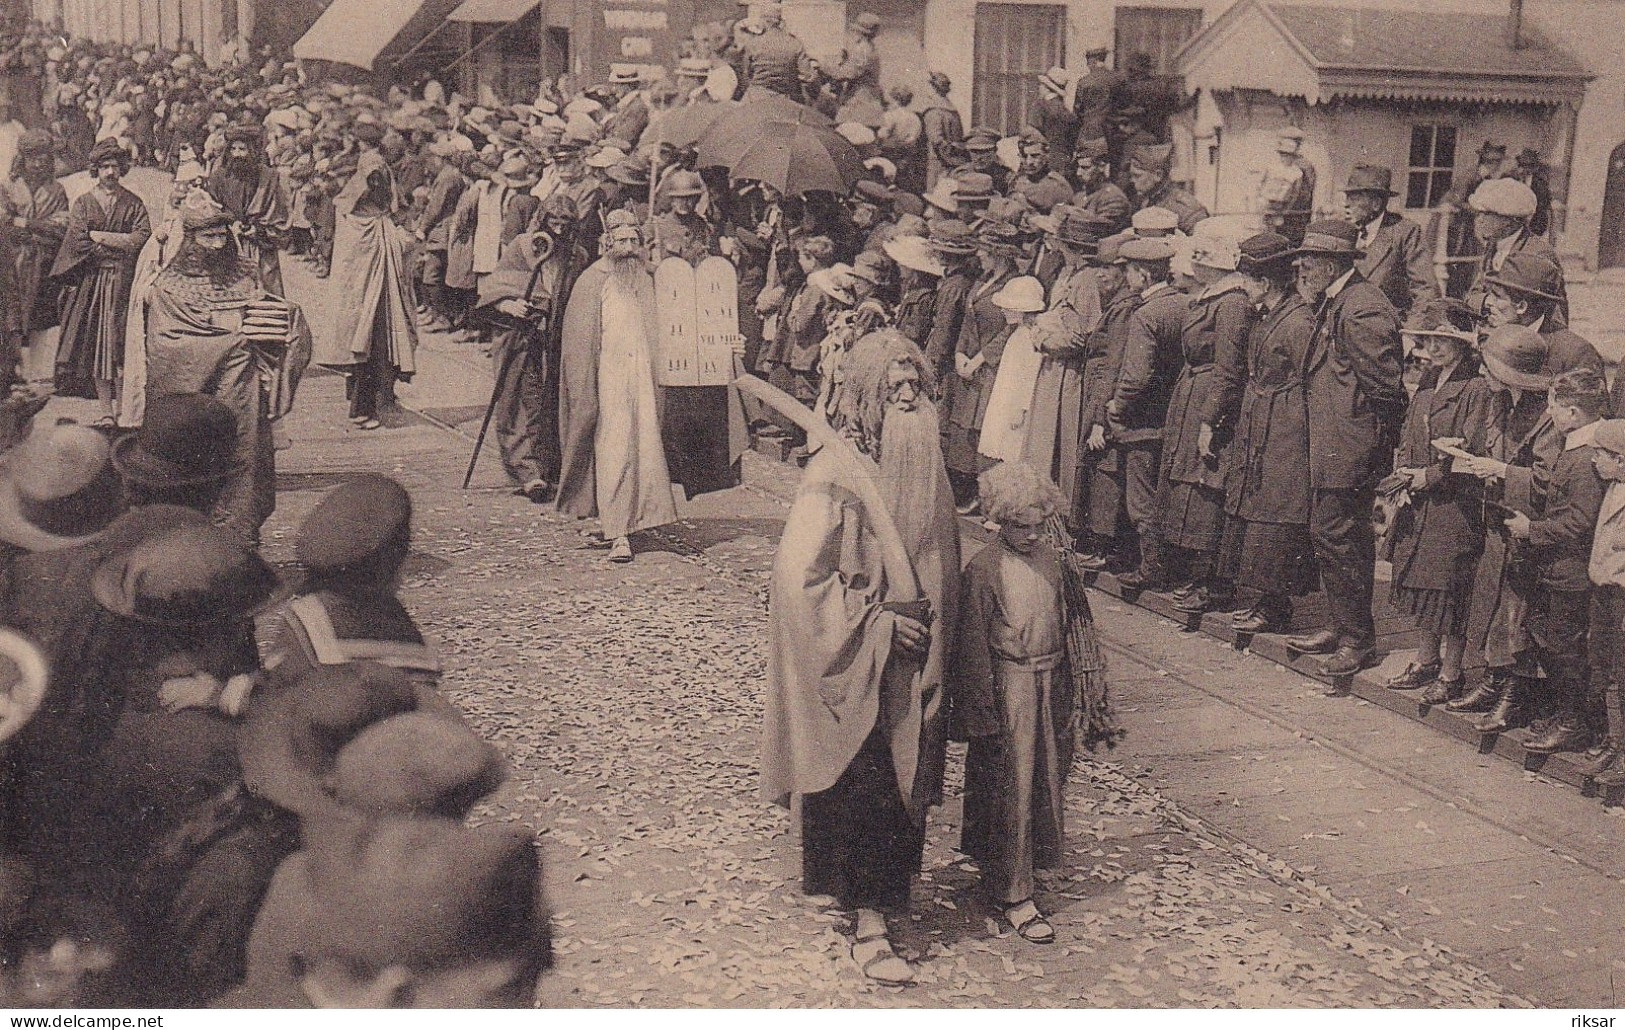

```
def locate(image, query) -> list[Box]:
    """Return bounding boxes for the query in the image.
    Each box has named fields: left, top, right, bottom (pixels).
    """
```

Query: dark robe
left=6, top=174, right=69, bottom=333
left=207, top=160, right=287, bottom=294
left=49, top=183, right=150, bottom=397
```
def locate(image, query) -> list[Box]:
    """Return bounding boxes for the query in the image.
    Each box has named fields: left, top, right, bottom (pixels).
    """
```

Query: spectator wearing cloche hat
left=977, top=276, right=1049, bottom=465
left=1382, top=296, right=1491, bottom=705
left=1157, top=222, right=1252, bottom=614
left=1465, top=175, right=1568, bottom=328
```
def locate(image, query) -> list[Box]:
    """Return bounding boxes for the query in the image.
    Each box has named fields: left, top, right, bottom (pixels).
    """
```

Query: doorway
left=1601, top=142, right=1625, bottom=270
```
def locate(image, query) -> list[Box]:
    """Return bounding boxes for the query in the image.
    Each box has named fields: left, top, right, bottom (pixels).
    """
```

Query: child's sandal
left=851, top=933, right=914, bottom=985
left=1003, top=900, right=1055, bottom=944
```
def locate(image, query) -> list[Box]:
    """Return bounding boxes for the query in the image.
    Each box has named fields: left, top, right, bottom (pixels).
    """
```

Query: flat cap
left=296, top=474, right=411, bottom=572
left=1120, top=236, right=1175, bottom=262
left=1469, top=177, right=1538, bottom=218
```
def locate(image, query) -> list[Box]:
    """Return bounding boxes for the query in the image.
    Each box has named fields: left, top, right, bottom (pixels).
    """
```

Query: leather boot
left=1582, top=741, right=1624, bottom=778
left=1523, top=705, right=1591, bottom=755
left=1474, top=676, right=1527, bottom=734
left=1285, top=629, right=1338, bottom=655
left=1420, top=676, right=1464, bottom=706
left=1446, top=672, right=1506, bottom=713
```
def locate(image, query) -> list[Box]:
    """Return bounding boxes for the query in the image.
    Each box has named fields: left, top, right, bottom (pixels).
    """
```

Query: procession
left=1, top=0, right=1625, bottom=1013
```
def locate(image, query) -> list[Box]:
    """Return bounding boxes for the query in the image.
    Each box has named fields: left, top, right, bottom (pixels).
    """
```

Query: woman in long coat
left=1214, top=234, right=1317, bottom=634
left=946, top=225, right=1023, bottom=509
left=1158, top=236, right=1253, bottom=612
left=1383, top=301, right=1489, bottom=704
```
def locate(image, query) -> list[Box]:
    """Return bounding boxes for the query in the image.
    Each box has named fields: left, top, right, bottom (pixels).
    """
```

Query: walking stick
left=462, top=338, right=524, bottom=490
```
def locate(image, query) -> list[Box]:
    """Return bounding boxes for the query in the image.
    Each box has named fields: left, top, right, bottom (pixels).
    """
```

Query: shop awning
left=445, top=0, right=543, bottom=23
left=1177, top=0, right=1591, bottom=106
left=292, top=0, right=467, bottom=71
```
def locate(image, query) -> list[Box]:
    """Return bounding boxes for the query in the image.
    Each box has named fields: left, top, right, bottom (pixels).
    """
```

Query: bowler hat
left=1479, top=323, right=1550, bottom=391
left=91, top=523, right=281, bottom=628
left=1344, top=164, right=1397, bottom=197
left=1237, top=231, right=1296, bottom=275
left=1290, top=218, right=1364, bottom=258
left=0, top=425, right=121, bottom=553
left=1484, top=250, right=1565, bottom=304
left=296, top=474, right=412, bottom=574
left=112, top=393, right=238, bottom=488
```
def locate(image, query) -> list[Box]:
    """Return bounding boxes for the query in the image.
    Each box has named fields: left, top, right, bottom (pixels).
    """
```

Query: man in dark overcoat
left=1285, top=220, right=1404, bottom=678
left=1343, top=164, right=1436, bottom=322
left=1106, top=235, right=1188, bottom=589
left=1481, top=250, right=1602, bottom=387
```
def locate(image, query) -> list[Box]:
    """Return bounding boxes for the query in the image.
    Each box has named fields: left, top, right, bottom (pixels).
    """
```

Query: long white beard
left=878, top=400, right=945, bottom=558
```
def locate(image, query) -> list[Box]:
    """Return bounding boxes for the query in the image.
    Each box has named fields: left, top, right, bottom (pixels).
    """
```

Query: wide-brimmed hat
left=991, top=275, right=1046, bottom=313
left=112, top=393, right=238, bottom=488
left=0, top=425, right=121, bottom=553
left=661, top=169, right=704, bottom=198
left=584, top=144, right=627, bottom=169
left=1344, top=164, right=1396, bottom=197
left=332, top=712, right=507, bottom=819
left=1237, top=231, right=1295, bottom=275
left=952, top=171, right=997, bottom=203
left=926, top=219, right=977, bottom=255
left=1189, top=230, right=1241, bottom=272
left=606, top=159, right=650, bottom=187
left=228, top=814, right=548, bottom=1007
left=883, top=235, right=945, bottom=276
left=1479, top=323, right=1551, bottom=391
left=1484, top=250, right=1565, bottom=304
left=1037, top=66, right=1069, bottom=98
left=808, top=265, right=858, bottom=306
left=240, top=662, right=422, bottom=817
left=1120, top=236, right=1176, bottom=263
left=1402, top=296, right=1479, bottom=345
left=91, top=523, right=281, bottom=628
left=1129, top=205, right=1178, bottom=238
left=1290, top=219, right=1364, bottom=259
left=608, top=63, right=644, bottom=85
left=852, top=179, right=895, bottom=207
left=1469, top=177, right=1537, bottom=219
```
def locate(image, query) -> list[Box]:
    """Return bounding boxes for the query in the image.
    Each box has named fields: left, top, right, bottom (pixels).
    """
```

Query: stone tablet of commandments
left=655, top=257, right=700, bottom=387
left=695, top=257, right=742, bottom=387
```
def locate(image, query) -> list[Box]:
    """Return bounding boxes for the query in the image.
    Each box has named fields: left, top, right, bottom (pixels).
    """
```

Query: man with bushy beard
left=138, top=192, right=312, bottom=544
left=3, top=129, right=68, bottom=388
left=556, top=211, right=676, bottom=564
left=206, top=122, right=286, bottom=293
left=761, top=329, right=961, bottom=987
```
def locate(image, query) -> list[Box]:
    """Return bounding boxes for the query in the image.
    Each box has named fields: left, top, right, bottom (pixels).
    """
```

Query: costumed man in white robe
left=760, top=329, right=961, bottom=986
left=137, top=192, right=312, bottom=545
left=556, top=210, right=676, bottom=563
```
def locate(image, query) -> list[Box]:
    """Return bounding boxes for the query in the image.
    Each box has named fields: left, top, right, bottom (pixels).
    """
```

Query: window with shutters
left=1113, top=6, right=1203, bottom=74
left=1406, top=124, right=1457, bottom=209
left=972, top=3, right=1066, bottom=134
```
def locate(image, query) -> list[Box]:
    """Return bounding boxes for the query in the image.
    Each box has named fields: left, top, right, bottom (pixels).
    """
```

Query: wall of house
left=1196, top=94, right=1559, bottom=230
left=915, top=0, right=1616, bottom=264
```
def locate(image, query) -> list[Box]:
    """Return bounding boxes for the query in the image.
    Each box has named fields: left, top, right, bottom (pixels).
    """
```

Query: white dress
left=595, top=278, right=678, bottom=539
left=978, top=322, right=1044, bottom=463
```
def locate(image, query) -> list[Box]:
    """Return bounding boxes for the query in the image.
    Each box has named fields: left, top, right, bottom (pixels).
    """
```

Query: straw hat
left=883, top=235, right=945, bottom=277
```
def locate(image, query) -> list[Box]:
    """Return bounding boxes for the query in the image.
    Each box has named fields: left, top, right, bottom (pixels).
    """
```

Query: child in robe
left=949, top=461, right=1077, bottom=945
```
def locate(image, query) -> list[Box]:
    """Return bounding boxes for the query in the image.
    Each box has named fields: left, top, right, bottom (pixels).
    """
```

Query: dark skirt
left=1389, top=582, right=1471, bottom=637
left=802, top=729, right=925, bottom=913
left=1085, top=450, right=1126, bottom=541
left=1218, top=517, right=1317, bottom=597
left=1160, top=481, right=1224, bottom=555
left=662, top=386, right=740, bottom=499
left=55, top=264, right=132, bottom=395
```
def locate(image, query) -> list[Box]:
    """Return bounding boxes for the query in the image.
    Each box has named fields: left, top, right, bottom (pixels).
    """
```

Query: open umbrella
left=651, top=100, right=737, bottom=149
left=695, top=94, right=864, bottom=196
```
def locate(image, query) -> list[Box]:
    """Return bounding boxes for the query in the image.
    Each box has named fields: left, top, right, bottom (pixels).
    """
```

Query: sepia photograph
left=0, top=0, right=1621, bottom=1012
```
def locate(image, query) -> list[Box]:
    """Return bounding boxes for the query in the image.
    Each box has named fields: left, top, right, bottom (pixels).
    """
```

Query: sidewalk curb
left=1082, top=569, right=1623, bottom=804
